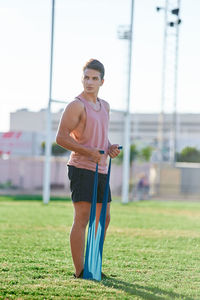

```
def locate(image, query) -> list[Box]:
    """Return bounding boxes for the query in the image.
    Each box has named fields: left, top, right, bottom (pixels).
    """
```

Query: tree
left=114, top=144, right=138, bottom=165
left=176, top=146, right=200, bottom=163
left=41, top=142, right=69, bottom=156
left=114, top=144, right=154, bottom=164
left=139, top=146, right=154, bottom=162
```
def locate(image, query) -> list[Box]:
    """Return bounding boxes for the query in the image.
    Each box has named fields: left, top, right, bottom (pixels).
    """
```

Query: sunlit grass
left=0, top=196, right=200, bottom=299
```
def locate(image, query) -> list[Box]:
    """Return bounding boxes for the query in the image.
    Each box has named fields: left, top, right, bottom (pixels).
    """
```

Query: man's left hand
left=108, top=144, right=121, bottom=158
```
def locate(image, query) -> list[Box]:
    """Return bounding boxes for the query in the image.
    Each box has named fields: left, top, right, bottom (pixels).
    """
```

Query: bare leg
left=95, top=203, right=111, bottom=238
left=70, top=202, right=91, bottom=277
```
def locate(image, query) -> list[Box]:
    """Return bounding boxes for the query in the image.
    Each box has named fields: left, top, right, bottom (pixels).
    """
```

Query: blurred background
left=1, top=0, right=200, bottom=201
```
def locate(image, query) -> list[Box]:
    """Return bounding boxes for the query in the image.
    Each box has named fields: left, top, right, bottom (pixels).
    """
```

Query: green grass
left=1, top=194, right=71, bottom=201
left=0, top=196, right=200, bottom=299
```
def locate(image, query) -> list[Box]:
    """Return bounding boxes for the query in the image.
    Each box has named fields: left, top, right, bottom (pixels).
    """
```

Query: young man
left=56, top=59, right=120, bottom=278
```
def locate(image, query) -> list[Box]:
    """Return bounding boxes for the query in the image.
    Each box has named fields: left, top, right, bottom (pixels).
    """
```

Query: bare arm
left=56, top=100, right=102, bottom=163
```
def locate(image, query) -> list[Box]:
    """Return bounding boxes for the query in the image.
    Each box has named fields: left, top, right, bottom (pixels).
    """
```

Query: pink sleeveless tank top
left=67, top=95, right=109, bottom=174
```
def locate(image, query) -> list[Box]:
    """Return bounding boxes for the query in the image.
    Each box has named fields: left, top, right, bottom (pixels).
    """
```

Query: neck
left=81, top=91, right=98, bottom=103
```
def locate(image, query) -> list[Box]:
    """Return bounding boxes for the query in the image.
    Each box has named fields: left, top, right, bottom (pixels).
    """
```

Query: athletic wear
left=68, top=95, right=109, bottom=174
left=68, top=165, right=111, bottom=203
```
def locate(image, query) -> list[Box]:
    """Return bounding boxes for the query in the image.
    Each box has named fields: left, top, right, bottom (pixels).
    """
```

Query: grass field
left=0, top=196, right=200, bottom=299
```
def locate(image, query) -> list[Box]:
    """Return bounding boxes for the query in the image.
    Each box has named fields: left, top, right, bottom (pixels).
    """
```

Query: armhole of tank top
left=75, top=97, right=88, bottom=135
left=74, top=97, right=86, bottom=112
left=74, top=96, right=82, bottom=103
left=100, top=99, right=109, bottom=117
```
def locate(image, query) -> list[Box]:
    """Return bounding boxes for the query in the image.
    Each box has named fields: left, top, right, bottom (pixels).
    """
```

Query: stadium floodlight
left=117, top=25, right=131, bottom=40
left=169, top=19, right=181, bottom=27
left=156, top=6, right=164, bottom=12
left=156, top=0, right=182, bottom=168
left=171, top=8, right=179, bottom=15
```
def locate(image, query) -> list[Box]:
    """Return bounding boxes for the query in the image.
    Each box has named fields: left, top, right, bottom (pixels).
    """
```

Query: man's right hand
left=89, top=149, right=103, bottom=164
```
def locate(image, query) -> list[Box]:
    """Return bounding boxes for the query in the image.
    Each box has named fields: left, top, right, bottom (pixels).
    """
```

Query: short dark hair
left=83, top=59, right=105, bottom=80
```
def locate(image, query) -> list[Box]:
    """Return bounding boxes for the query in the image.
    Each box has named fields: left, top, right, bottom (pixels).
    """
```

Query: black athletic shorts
left=67, top=165, right=112, bottom=203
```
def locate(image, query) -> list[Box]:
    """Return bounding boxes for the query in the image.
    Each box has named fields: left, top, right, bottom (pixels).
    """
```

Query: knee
left=73, top=212, right=89, bottom=229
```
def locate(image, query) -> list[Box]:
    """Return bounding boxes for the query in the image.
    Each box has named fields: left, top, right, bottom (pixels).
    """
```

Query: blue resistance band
left=83, top=147, right=122, bottom=281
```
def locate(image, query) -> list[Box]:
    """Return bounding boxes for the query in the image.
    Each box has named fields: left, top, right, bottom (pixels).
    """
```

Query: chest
left=73, top=106, right=108, bottom=139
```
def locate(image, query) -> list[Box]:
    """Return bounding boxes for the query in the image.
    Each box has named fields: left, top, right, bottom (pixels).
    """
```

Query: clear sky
left=0, top=0, right=200, bottom=132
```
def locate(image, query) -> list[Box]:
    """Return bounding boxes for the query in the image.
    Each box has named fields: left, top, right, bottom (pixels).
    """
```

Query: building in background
left=0, top=131, right=45, bottom=156
left=9, top=108, right=200, bottom=159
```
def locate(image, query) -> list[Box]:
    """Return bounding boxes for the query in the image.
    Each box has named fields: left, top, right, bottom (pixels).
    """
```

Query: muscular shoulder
left=65, top=99, right=84, bottom=113
left=101, top=99, right=110, bottom=113
left=58, top=99, right=85, bottom=134
left=61, top=99, right=84, bottom=120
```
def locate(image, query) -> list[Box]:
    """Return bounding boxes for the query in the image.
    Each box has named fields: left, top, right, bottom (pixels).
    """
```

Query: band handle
left=99, top=146, right=122, bottom=155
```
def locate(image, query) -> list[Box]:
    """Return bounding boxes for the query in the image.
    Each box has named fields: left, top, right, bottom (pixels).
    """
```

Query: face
left=82, top=68, right=104, bottom=95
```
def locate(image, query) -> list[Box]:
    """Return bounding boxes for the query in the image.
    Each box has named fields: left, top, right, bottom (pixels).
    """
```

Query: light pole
left=156, top=1, right=168, bottom=165
left=43, top=0, right=55, bottom=204
left=43, top=1, right=70, bottom=204
left=170, top=3, right=181, bottom=165
left=117, top=0, right=135, bottom=204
